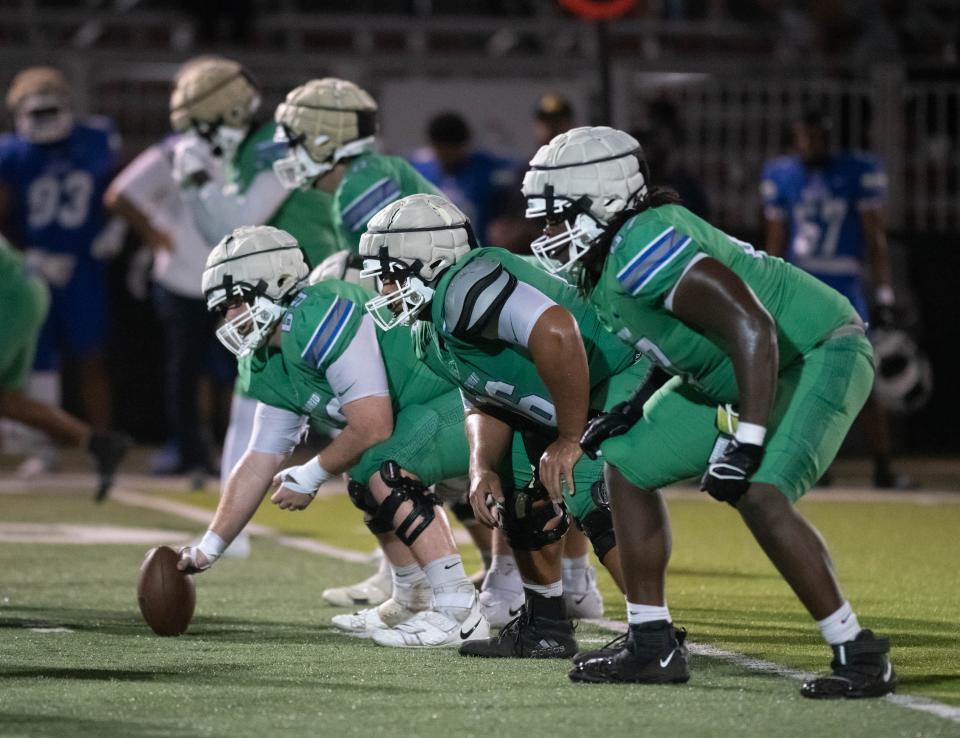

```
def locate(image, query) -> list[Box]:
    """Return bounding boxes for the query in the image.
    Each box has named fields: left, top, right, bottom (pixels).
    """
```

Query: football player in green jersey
left=0, top=238, right=129, bottom=500
left=178, top=225, right=490, bottom=649
left=270, top=77, right=440, bottom=254
left=168, top=57, right=341, bottom=557
left=520, top=126, right=896, bottom=696
left=359, top=194, right=646, bottom=659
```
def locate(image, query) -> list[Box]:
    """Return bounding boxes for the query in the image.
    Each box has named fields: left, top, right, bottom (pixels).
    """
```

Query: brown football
left=137, top=546, right=196, bottom=636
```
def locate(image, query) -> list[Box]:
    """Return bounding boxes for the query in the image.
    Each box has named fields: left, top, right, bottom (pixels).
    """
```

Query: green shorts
left=350, top=389, right=470, bottom=486
left=601, top=333, right=875, bottom=502
left=0, top=273, right=48, bottom=391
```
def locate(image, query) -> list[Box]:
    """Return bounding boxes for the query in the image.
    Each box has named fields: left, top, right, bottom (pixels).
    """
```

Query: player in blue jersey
left=0, top=67, right=123, bottom=453
left=761, top=110, right=911, bottom=489
left=410, top=112, right=518, bottom=244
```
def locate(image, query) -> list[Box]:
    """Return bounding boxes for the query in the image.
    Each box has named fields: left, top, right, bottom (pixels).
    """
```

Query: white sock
left=626, top=600, right=671, bottom=625
left=424, top=555, right=475, bottom=619
left=391, top=563, right=426, bottom=607
left=562, top=555, right=590, bottom=573
left=817, top=601, right=862, bottom=646
left=524, top=580, right=563, bottom=598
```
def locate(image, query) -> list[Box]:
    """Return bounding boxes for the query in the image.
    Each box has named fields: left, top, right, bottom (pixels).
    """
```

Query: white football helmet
left=358, top=194, right=477, bottom=330
left=6, top=67, right=74, bottom=144
left=169, top=57, right=260, bottom=161
left=522, top=126, right=648, bottom=273
left=872, top=327, right=933, bottom=414
left=307, top=249, right=366, bottom=287
left=202, top=225, right=309, bottom=357
left=272, top=78, right=378, bottom=190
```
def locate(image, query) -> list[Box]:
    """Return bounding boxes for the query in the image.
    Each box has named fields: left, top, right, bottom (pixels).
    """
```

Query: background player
left=0, top=66, right=124, bottom=473
left=762, top=110, right=912, bottom=489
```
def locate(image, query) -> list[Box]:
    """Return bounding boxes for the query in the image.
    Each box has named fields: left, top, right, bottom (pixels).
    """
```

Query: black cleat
left=459, top=604, right=577, bottom=659
left=572, top=631, right=627, bottom=666
left=569, top=620, right=690, bottom=684
left=88, top=431, right=132, bottom=503
left=800, top=630, right=897, bottom=699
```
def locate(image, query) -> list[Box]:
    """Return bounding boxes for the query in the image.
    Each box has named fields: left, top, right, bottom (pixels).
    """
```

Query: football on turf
left=137, top=546, right=196, bottom=636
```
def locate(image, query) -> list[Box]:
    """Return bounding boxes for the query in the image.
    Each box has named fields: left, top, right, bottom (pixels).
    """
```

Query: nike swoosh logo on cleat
left=508, top=607, right=522, bottom=616
left=444, top=563, right=458, bottom=569
left=659, top=649, right=676, bottom=668
left=883, top=662, right=893, bottom=682
left=460, top=620, right=480, bottom=639
left=574, top=595, right=586, bottom=605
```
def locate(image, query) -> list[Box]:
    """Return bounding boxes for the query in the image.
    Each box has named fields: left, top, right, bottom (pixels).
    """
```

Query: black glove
left=580, top=367, right=671, bottom=460
left=580, top=400, right=643, bottom=460
left=701, top=440, right=765, bottom=506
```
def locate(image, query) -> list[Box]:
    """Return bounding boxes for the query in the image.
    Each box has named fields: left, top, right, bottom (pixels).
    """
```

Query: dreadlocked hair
left=578, top=185, right=683, bottom=292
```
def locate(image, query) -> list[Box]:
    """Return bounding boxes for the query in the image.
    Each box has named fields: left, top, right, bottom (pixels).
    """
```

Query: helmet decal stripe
left=300, top=297, right=355, bottom=368
left=206, top=244, right=303, bottom=268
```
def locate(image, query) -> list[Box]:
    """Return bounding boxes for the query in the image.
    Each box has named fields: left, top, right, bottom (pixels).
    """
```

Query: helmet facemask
left=272, top=123, right=375, bottom=191
left=192, top=114, right=256, bottom=161
left=206, top=278, right=287, bottom=358
left=361, top=248, right=436, bottom=331
left=15, top=93, right=74, bottom=144
left=526, top=186, right=607, bottom=274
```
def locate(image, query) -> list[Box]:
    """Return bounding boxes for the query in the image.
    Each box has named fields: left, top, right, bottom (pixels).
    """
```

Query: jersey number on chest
left=27, top=171, right=95, bottom=230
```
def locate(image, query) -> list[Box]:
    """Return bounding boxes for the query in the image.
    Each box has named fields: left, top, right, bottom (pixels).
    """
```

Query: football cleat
left=88, top=431, right=132, bottom=502
left=800, top=630, right=897, bottom=699
left=459, top=603, right=577, bottom=659
left=572, top=631, right=627, bottom=666
left=478, top=566, right=525, bottom=628
left=372, top=596, right=489, bottom=649
left=330, top=596, right=426, bottom=638
left=322, top=558, right=392, bottom=607
left=568, top=620, right=689, bottom=684
left=562, top=562, right=604, bottom=620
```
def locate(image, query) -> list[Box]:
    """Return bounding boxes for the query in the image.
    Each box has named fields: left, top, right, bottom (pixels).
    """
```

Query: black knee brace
left=377, top=460, right=441, bottom=546
left=577, top=506, right=616, bottom=561
left=499, top=480, right=569, bottom=551
left=347, top=480, right=393, bottom=535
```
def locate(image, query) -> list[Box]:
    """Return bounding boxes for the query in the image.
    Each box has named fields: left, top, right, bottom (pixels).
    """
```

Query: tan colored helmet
left=169, top=56, right=260, bottom=134
left=358, top=194, right=477, bottom=330
left=272, top=78, right=378, bottom=189
left=202, top=225, right=308, bottom=357
left=6, top=67, right=74, bottom=144
left=6, top=67, right=70, bottom=111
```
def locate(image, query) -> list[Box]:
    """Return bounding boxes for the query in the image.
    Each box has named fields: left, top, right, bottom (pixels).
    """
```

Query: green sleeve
left=607, top=213, right=700, bottom=306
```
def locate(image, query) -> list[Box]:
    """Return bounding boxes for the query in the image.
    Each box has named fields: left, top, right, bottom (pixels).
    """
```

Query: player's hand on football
left=177, top=545, right=212, bottom=573
left=701, top=440, right=764, bottom=506
left=539, top=435, right=581, bottom=502
left=469, top=468, right=504, bottom=529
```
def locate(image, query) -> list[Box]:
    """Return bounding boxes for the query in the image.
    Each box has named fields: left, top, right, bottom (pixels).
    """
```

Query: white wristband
left=197, top=530, right=227, bottom=561
left=735, top=422, right=767, bottom=446
left=280, top=456, right=334, bottom=497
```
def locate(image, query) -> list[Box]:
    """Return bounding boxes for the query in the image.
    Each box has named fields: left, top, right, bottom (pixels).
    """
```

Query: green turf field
left=1, top=481, right=958, bottom=737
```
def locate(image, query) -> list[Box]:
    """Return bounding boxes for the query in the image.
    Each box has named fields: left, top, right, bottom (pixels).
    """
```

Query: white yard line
left=586, top=617, right=960, bottom=724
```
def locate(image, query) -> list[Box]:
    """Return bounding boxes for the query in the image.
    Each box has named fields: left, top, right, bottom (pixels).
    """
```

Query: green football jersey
left=591, top=204, right=858, bottom=402
left=419, top=247, right=641, bottom=429
left=231, top=122, right=338, bottom=268
left=333, top=152, right=440, bottom=253
left=0, top=238, right=49, bottom=391
left=240, top=280, right=453, bottom=432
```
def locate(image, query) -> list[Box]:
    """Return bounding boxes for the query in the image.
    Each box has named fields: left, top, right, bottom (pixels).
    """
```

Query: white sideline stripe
left=586, top=617, right=960, bottom=725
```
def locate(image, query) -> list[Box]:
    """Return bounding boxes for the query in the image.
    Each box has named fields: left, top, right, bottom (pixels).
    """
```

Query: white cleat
left=330, top=597, right=425, bottom=639
left=372, top=595, right=489, bottom=649
left=479, top=567, right=525, bottom=628
left=322, top=558, right=392, bottom=607
left=562, top=562, right=604, bottom=619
